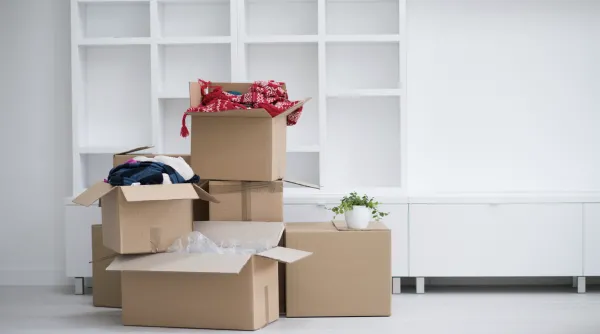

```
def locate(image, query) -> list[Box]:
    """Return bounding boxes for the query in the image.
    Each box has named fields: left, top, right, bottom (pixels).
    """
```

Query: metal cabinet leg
left=577, top=277, right=586, bottom=294
left=572, top=277, right=578, bottom=288
left=74, top=277, right=84, bottom=295
left=392, top=277, right=401, bottom=294
left=416, top=277, right=425, bottom=294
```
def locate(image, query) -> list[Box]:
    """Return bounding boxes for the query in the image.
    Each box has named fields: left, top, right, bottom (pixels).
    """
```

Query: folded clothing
left=133, top=155, right=195, bottom=181
left=181, top=79, right=303, bottom=137
left=107, top=161, right=199, bottom=186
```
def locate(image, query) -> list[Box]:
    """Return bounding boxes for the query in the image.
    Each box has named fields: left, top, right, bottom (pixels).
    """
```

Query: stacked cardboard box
left=80, top=81, right=392, bottom=331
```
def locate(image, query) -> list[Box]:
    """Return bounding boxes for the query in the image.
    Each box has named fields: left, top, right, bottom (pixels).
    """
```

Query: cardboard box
left=73, top=182, right=218, bottom=254
left=187, top=82, right=310, bottom=182
left=112, top=146, right=191, bottom=168
left=107, top=221, right=311, bottom=331
left=91, top=225, right=121, bottom=308
left=285, top=221, right=392, bottom=317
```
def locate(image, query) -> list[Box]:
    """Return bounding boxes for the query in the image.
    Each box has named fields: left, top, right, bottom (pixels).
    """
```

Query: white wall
left=0, top=0, right=71, bottom=285
left=407, top=0, right=600, bottom=194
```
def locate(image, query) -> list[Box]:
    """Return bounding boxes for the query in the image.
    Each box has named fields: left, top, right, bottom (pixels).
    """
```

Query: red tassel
left=180, top=114, right=190, bottom=138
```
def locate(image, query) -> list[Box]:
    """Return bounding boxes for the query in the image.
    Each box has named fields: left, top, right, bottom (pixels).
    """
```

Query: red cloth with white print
left=180, top=80, right=303, bottom=137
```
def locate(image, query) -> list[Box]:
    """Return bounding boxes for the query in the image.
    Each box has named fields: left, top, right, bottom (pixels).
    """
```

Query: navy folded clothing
left=107, top=161, right=199, bottom=186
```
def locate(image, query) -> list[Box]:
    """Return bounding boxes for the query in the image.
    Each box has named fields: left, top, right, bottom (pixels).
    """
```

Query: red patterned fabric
left=181, top=80, right=303, bottom=138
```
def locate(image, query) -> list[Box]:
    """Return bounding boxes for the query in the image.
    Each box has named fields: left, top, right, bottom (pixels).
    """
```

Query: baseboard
left=0, top=269, right=69, bottom=286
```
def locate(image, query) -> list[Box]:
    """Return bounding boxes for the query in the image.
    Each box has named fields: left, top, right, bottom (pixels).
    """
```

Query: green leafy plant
left=327, top=192, right=389, bottom=221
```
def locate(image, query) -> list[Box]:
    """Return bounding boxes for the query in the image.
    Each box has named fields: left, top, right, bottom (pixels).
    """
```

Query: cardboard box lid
left=114, top=146, right=153, bottom=156
left=188, top=81, right=311, bottom=120
left=332, top=221, right=390, bottom=231
left=107, top=221, right=312, bottom=274
left=72, top=182, right=218, bottom=207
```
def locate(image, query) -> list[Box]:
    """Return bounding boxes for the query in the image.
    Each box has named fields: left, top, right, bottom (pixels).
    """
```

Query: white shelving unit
left=70, top=0, right=406, bottom=200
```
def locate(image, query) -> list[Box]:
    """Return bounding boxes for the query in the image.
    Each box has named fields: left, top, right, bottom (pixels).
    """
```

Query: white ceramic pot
left=344, top=206, right=371, bottom=229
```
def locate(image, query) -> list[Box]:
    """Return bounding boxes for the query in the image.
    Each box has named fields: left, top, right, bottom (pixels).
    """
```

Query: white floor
left=2, top=287, right=600, bottom=334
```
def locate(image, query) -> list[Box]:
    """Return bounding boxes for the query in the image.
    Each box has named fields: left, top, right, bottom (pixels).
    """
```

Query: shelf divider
left=78, top=37, right=151, bottom=46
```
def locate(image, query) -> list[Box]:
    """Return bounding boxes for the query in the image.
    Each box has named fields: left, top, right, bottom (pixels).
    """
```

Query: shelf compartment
left=326, top=42, right=399, bottom=90
left=81, top=45, right=152, bottom=148
left=245, top=35, right=319, bottom=44
left=160, top=99, right=191, bottom=154
left=285, top=152, right=320, bottom=188
left=78, top=37, right=151, bottom=46
left=325, top=34, right=400, bottom=43
left=327, top=88, right=401, bottom=98
left=326, top=0, right=399, bottom=35
left=245, top=0, right=317, bottom=36
left=159, top=44, right=231, bottom=98
left=78, top=1, right=150, bottom=38
left=158, top=0, right=230, bottom=37
left=246, top=43, right=319, bottom=149
left=156, top=36, right=231, bottom=45
left=81, top=154, right=113, bottom=189
left=325, top=96, right=401, bottom=188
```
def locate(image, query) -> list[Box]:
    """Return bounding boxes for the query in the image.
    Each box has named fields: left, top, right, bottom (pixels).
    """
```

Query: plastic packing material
left=167, top=231, right=274, bottom=255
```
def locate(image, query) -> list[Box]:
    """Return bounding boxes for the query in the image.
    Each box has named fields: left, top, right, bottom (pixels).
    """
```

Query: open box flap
left=193, top=221, right=284, bottom=249
left=121, top=184, right=199, bottom=202
left=332, top=221, right=390, bottom=231
left=192, top=183, right=220, bottom=203
left=106, top=252, right=252, bottom=274
left=256, top=246, right=312, bottom=264
left=72, top=181, right=115, bottom=207
left=283, top=179, right=320, bottom=190
left=275, top=98, right=312, bottom=119
left=114, top=146, right=154, bottom=156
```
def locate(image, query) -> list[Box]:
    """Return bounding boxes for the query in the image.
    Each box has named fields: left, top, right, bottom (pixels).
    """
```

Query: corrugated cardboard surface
left=120, top=256, right=278, bottom=330
left=285, top=222, right=392, bottom=317
left=91, top=225, right=121, bottom=308
left=208, top=181, right=283, bottom=222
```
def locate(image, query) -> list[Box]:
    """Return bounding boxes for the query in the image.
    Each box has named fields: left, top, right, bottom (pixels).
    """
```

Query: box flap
left=256, top=247, right=312, bottom=264
left=106, top=253, right=252, bottom=274
left=332, top=221, right=390, bottom=231
left=283, top=179, right=320, bottom=190
left=114, top=146, right=153, bottom=156
left=274, top=98, right=311, bottom=119
left=72, top=181, right=115, bottom=207
left=186, top=108, right=272, bottom=118
left=193, top=221, right=284, bottom=248
left=120, top=184, right=200, bottom=202
left=192, top=183, right=220, bottom=203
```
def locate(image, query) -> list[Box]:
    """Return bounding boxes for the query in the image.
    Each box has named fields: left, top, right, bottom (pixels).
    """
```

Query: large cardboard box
left=187, top=82, right=310, bottom=182
left=285, top=221, right=392, bottom=317
left=112, top=146, right=191, bottom=167
left=107, top=221, right=311, bottom=331
left=91, top=225, right=121, bottom=308
left=73, top=182, right=218, bottom=254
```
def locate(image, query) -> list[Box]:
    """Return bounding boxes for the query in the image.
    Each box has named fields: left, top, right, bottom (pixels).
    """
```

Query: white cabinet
left=65, top=204, right=100, bottom=278
left=584, top=204, right=600, bottom=276
left=409, top=204, right=583, bottom=277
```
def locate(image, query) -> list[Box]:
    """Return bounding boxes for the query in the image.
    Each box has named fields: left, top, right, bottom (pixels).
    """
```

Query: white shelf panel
left=326, top=0, right=399, bottom=35
left=156, top=37, right=231, bottom=45
left=244, top=35, right=318, bottom=44
left=79, top=1, right=150, bottom=38
left=246, top=43, right=319, bottom=150
left=325, top=96, right=401, bottom=188
left=327, top=88, right=401, bottom=98
left=288, top=145, right=320, bottom=153
left=327, top=42, right=399, bottom=90
left=79, top=145, right=149, bottom=154
left=325, top=34, right=400, bottom=43
left=285, top=152, right=320, bottom=188
left=160, top=99, right=191, bottom=155
left=78, top=0, right=150, bottom=3
left=78, top=37, right=151, bottom=45
left=246, top=0, right=317, bottom=36
left=82, top=45, right=152, bottom=148
left=159, top=44, right=231, bottom=96
left=158, top=0, right=230, bottom=37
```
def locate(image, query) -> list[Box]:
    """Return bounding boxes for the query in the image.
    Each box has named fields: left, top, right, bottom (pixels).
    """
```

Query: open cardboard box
left=187, top=82, right=311, bottom=182
left=107, top=221, right=312, bottom=331
left=73, top=182, right=218, bottom=254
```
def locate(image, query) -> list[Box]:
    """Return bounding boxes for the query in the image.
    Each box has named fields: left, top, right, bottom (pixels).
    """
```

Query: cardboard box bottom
left=121, top=257, right=280, bottom=330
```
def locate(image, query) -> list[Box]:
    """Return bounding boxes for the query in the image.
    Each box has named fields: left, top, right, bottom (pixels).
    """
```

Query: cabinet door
left=65, top=205, right=100, bottom=278
left=409, top=204, right=583, bottom=277
left=584, top=204, right=600, bottom=276
left=284, top=203, right=409, bottom=277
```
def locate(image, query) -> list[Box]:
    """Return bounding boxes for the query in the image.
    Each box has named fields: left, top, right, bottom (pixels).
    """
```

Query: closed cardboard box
left=208, top=181, right=284, bottom=222
left=285, top=221, right=392, bottom=317
left=112, top=146, right=191, bottom=168
left=91, top=225, right=121, bottom=308
left=73, top=182, right=218, bottom=254
left=187, top=82, right=310, bottom=182
left=107, top=221, right=311, bottom=331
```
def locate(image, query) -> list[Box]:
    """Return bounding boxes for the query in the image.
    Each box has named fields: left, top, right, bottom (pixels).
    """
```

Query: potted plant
left=327, top=192, right=389, bottom=229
